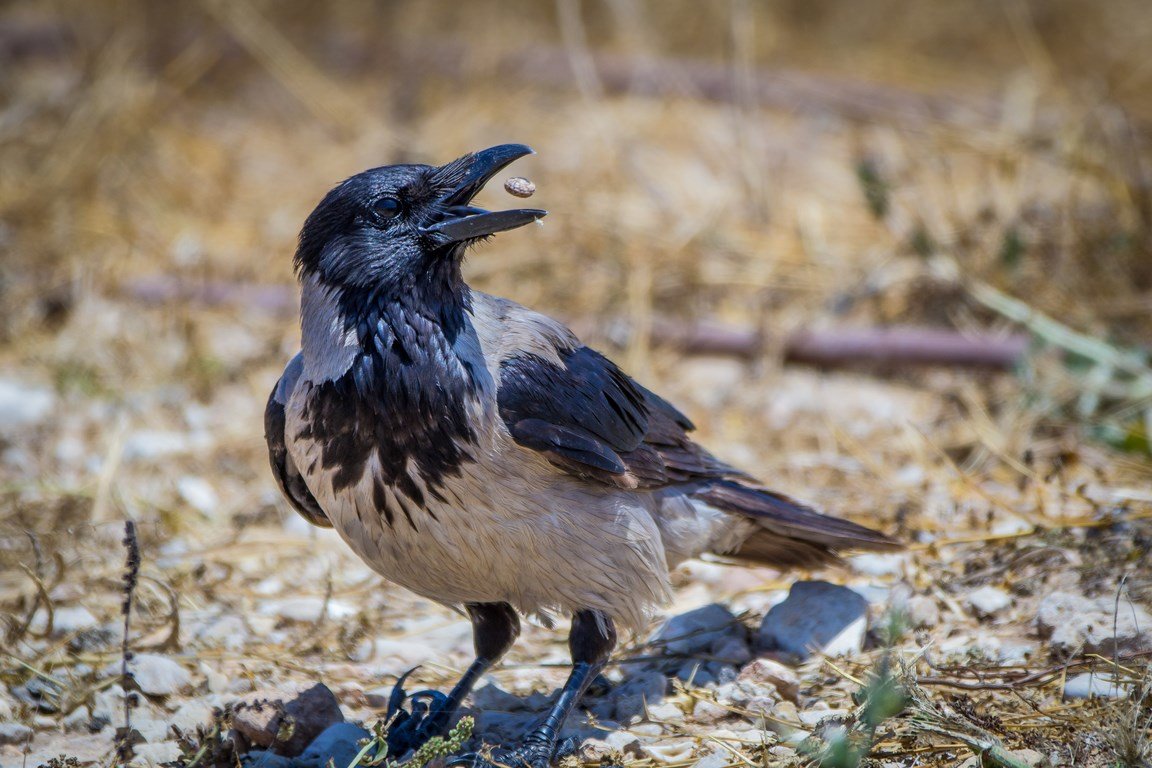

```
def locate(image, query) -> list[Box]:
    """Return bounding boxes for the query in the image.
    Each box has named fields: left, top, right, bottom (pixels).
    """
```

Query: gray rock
left=1036, top=592, right=1152, bottom=656
left=231, top=683, right=344, bottom=757
left=610, top=669, right=667, bottom=721
left=758, top=581, right=869, bottom=660
left=0, top=722, right=33, bottom=746
left=649, top=603, right=749, bottom=685
left=654, top=603, right=744, bottom=656
left=293, top=722, right=372, bottom=767
left=967, top=586, right=1012, bottom=618
left=1063, top=673, right=1127, bottom=699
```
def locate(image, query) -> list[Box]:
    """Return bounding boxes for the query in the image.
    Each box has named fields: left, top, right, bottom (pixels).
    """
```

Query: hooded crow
left=265, top=144, right=900, bottom=767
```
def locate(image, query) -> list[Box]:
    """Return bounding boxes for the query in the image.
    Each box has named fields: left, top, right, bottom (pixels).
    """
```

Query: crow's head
left=295, top=144, right=545, bottom=291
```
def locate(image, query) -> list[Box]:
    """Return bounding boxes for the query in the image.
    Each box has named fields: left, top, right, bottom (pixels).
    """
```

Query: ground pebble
left=1063, top=672, right=1127, bottom=699
left=134, top=740, right=183, bottom=765
left=504, top=176, right=535, bottom=197
left=1036, top=591, right=1152, bottom=656
left=758, top=581, right=868, bottom=660
left=0, top=723, right=33, bottom=746
left=907, top=595, right=940, bottom=628
left=29, top=605, right=98, bottom=636
left=124, top=653, right=193, bottom=696
left=691, top=698, right=731, bottom=724
left=0, top=379, right=55, bottom=438
left=736, top=658, right=800, bottom=703
left=967, top=586, right=1012, bottom=618
left=231, top=683, right=344, bottom=757
left=693, top=748, right=729, bottom=768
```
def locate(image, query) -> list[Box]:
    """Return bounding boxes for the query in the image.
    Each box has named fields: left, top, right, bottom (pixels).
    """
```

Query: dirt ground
left=1, top=2, right=1151, bottom=767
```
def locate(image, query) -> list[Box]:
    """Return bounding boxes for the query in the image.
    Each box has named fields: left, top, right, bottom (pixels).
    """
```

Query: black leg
left=451, top=609, right=617, bottom=768
left=386, top=603, right=520, bottom=757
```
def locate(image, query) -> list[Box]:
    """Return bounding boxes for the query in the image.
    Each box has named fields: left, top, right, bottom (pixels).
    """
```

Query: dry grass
left=1, top=1, right=1151, bottom=766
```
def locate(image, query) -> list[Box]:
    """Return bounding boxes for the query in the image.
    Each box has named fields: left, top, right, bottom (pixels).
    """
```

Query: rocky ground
left=2, top=354, right=1149, bottom=768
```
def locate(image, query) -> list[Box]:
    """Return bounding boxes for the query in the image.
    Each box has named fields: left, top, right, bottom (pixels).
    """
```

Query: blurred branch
left=120, top=276, right=1029, bottom=370
left=396, top=43, right=1001, bottom=129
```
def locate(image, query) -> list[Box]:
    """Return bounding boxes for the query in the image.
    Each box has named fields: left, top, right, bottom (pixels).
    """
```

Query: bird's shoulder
left=264, top=353, right=331, bottom=528
left=468, top=292, right=737, bottom=490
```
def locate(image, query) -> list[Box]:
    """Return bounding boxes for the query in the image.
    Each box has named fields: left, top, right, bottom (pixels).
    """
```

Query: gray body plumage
left=274, top=289, right=731, bottom=630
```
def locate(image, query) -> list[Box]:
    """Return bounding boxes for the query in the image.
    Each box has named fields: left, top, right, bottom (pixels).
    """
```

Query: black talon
left=381, top=668, right=457, bottom=759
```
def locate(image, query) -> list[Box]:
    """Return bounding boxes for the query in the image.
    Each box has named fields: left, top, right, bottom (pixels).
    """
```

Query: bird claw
left=381, top=667, right=453, bottom=759
left=447, top=737, right=578, bottom=768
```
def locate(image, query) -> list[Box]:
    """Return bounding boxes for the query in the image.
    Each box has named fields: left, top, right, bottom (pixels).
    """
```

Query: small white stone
left=119, top=653, right=193, bottom=696
left=691, top=698, right=731, bottom=724
left=693, top=748, right=728, bottom=768
left=29, top=605, right=98, bottom=635
left=848, top=553, right=906, bottom=577
left=645, top=701, right=682, bottom=721
left=177, top=476, right=219, bottom=516
left=199, top=662, right=229, bottom=694
left=0, top=379, right=55, bottom=438
left=1063, top=673, right=1127, bottom=699
left=194, top=614, right=248, bottom=649
left=907, top=595, right=940, bottom=628
left=134, top=740, right=184, bottom=765
left=967, top=586, right=1012, bottom=618
left=798, top=708, right=851, bottom=727
left=736, top=659, right=800, bottom=703
left=169, top=700, right=214, bottom=733
left=258, top=597, right=356, bottom=623
left=821, top=616, right=867, bottom=656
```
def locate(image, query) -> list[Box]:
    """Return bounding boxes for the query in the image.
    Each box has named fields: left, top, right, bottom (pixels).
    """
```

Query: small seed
left=504, top=176, right=535, bottom=198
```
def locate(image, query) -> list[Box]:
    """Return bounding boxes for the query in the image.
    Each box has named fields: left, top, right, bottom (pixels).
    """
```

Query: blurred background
left=2, top=1, right=1151, bottom=764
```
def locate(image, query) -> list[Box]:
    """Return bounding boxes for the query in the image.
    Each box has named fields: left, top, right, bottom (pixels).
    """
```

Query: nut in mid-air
left=503, top=176, right=536, bottom=198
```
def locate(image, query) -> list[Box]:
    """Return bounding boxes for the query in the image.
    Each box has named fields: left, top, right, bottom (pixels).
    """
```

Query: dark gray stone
left=653, top=604, right=743, bottom=656
left=295, top=722, right=372, bottom=767
left=757, top=581, right=868, bottom=660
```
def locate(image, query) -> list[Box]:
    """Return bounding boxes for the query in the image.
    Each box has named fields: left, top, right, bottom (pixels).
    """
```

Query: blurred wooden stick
left=121, top=276, right=1028, bottom=370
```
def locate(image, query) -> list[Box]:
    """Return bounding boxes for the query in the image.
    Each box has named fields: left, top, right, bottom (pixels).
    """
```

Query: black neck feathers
left=298, top=281, right=478, bottom=510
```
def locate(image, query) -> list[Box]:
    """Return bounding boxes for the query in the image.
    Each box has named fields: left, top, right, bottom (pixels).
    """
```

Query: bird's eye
left=373, top=197, right=402, bottom=221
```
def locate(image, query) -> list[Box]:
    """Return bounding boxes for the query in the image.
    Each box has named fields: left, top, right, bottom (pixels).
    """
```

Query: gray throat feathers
left=300, top=274, right=358, bottom=384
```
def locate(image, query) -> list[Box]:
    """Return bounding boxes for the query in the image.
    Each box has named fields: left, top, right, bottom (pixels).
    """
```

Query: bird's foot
left=381, top=669, right=454, bottom=759
left=448, top=737, right=578, bottom=768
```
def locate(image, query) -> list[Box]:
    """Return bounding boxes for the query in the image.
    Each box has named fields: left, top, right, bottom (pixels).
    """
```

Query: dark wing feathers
left=695, top=481, right=903, bottom=552
left=496, top=343, right=900, bottom=560
left=497, top=345, right=738, bottom=489
left=265, top=355, right=331, bottom=528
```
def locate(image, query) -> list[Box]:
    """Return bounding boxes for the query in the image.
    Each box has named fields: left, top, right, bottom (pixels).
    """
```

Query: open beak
left=422, top=144, right=547, bottom=243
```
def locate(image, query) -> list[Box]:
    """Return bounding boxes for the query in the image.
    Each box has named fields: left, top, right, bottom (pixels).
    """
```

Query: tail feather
left=692, top=480, right=901, bottom=569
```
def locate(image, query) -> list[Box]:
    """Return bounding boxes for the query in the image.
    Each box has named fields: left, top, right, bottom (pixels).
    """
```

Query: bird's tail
left=691, top=480, right=901, bottom=569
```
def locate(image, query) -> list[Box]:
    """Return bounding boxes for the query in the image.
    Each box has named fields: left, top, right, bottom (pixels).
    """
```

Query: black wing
left=264, top=354, right=331, bottom=528
left=497, top=346, right=739, bottom=489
